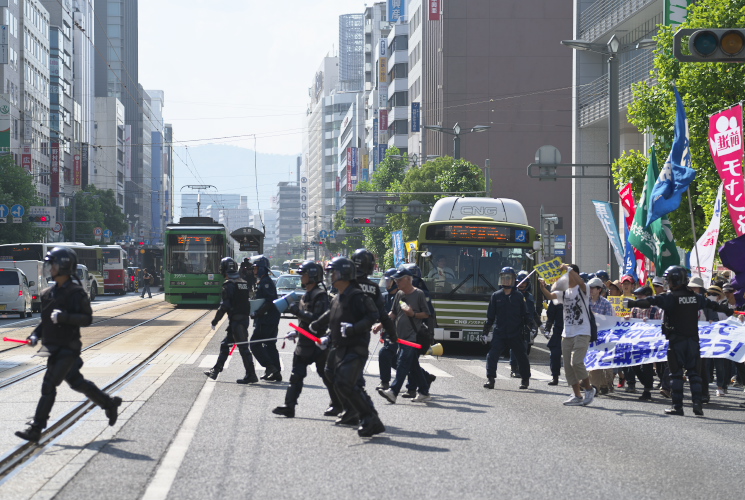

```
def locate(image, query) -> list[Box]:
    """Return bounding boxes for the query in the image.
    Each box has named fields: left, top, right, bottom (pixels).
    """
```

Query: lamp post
left=422, top=123, right=491, bottom=160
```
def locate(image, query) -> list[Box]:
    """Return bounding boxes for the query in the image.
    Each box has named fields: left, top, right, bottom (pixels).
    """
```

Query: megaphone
left=274, top=291, right=299, bottom=314
left=426, top=343, right=444, bottom=356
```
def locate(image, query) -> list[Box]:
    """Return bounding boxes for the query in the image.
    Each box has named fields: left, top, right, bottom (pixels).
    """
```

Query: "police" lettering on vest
left=678, top=296, right=697, bottom=304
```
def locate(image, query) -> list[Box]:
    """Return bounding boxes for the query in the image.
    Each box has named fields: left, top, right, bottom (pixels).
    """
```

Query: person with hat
left=652, top=276, right=666, bottom=296
left=607, top=280, right=622, bottom=297
left=375, top=268, right=400, bottom=392
left=620, top=274, right=636, bottom=297
left=586, top=277, right=615, bottom=394
left=626, top=285, right=662, bottom=401
left=15, top=247, right=121, bottom=442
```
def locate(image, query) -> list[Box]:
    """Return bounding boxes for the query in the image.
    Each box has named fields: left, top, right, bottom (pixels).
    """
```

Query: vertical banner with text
left=346, top=147, right=353, bottom=192
left=73, top=154, right=81, bottom=186
left=429, top=0, right=441, bottom=21
left=709, top=104, right=745, bottom=236
left=0, top=93, right=10, bottom=152
left=51, top=142, right=60, bottom=198
left=411, top=102, right=420, bottom=132
left=22, top=145, right=32, bottom=173
left=592, top=200, right=625, bottom=268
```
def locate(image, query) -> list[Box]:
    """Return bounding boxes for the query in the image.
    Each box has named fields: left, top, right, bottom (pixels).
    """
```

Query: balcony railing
left=578, top=49, right=655, bottom=127
left=579, top=0, right=657, bottom=42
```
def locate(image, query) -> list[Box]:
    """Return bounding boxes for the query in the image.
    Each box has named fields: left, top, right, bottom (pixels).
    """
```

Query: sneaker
left=692, top=404, right=704, bottom=416
left=335, top=411, right=360, bottom=426
left=664, top=407, right=684, bottom=416
left=15, top=422, right=42, bottom=442
left=401, top=390, right=417, bottom=399
left=563, top=396, right=584, bottom=406
left=379, top=388, right=397, bottom=404
left=638, top=390, right=652, bottom=401
left=204, top=369, right=219, bottom=380
left=272, top=405, right=295, bottom=418
left=412, top=392, right=432, bottom=403
left=236, top=373, right=259, bottom=384
left=324, top=406, right=342, bottom=417
left=483, top=377, right=495, bottom=389
left=376, top=381, right=390, bottom=391
left=716, top=388, right=725, bottom=397
left=105, top=396, right=122, bottom=426
left=547, top=377, right=559, bottom=386
left=583, top=387, right=596, bottom=406
left=357, top=416, right=385, bottom=438
left=659, top=388, right=671, bottom=398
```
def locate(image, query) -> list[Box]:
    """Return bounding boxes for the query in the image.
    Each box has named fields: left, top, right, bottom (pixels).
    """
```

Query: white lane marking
left=198, top=355, right=231, bottom=369
left=418, top=363, right=453, bottom=378
left=141, top=379, right=216, bottom=500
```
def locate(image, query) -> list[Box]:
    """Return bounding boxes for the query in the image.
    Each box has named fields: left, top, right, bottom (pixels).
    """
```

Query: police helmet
left=384, top=268, right=398, bottom=278
left=325, top=257, right=356, bottom=283
left=499, top=266, right=517, bottom=288
left=579, top=272, right=590, bottom=283
left=595, top=270, right=610, bottom=282
left=44, top=247, right=78, bottom=276
left=351, top=248, right=375, bottom=277
left=402, top=263, right=422, bottom=279
left=250, top=255, right=271, bottom=276
left=516, top=270, right=531, bottom=291
left=219, top=257, right=238, bottom=276
left=663, top=265, right=687, bottom=289
left=298, top=260, right=324, bottom=283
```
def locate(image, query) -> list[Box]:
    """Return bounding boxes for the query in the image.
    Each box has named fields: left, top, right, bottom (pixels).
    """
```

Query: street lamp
left=423, top=122, right=491, bottom=160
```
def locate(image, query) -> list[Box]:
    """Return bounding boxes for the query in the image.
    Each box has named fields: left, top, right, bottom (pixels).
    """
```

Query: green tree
left=0, top=156, right=45, bottom=244
left=62, top=186, right=126, bottom=244
left=615, top=0, right=745, bottom=248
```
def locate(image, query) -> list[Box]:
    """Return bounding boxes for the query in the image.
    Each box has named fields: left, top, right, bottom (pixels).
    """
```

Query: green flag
left=628, top=147, right=682, bottom=273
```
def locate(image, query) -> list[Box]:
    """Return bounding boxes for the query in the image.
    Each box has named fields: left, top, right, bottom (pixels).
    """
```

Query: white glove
left=27, top=335, right=38, bottom=347
left=50, top=309, right=62, bottom=324
left=340, top=322, right=353, bottom=338
left=481, top=332, right=493, bottom=344
left=317, top=336, right=330, bottom=350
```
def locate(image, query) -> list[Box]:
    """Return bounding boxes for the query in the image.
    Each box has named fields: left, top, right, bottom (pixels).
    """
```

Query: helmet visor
left=499, top=272, right=515, bottom=287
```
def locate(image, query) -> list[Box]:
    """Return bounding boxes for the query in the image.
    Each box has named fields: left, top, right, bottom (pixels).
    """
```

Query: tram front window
left=167, top=234, right=223, bottom=274
left=420, top=244, right=532, bottom=298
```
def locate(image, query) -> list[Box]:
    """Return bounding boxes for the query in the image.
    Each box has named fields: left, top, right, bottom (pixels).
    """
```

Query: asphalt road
left=2, top=313, right=743, bottom=500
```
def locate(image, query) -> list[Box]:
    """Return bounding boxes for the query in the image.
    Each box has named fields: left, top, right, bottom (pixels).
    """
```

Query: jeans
left=250, top=323, right=280, bottom=371
left=486, top=335, right=531, bottom=381
left=667, top=338, right=703, bottom=409
left=378, top=339, right=398, bottom=384
left=390, top=344, right=430, bottom=396
left=140, top=282, right=151, bottom=298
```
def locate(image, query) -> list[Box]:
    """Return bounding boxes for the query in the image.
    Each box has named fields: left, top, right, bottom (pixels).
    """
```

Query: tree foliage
left=614, top=0, right=745, bottom=248
left=61, top=185, right=127, bottom=244
left=0, top=156, right=46, bottom=244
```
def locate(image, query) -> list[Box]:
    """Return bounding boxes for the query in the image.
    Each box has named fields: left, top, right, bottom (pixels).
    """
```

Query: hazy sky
left=139, top=0, right=367, bottom=159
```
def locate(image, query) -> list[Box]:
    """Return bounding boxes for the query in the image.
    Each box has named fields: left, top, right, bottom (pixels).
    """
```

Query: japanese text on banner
left=709, top=104, right=745, bottom=236
left=535, top=257, right=563, bottom=285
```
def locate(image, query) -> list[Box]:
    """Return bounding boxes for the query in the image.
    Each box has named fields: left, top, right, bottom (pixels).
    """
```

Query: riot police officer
left=626, top=265, right=732, bottom=416
left=376, top=268, right=399, bottom=390
left=239, top=258, right=255, bottom=293
left=15, top=247, right=121, bottom=442
left=272, top=261, right=338, bottom=418
left=204, top=257, right=258, bottom=384
left=250, top=255, right=282, bottom=381
left=310, top=257, right=384, bottom=438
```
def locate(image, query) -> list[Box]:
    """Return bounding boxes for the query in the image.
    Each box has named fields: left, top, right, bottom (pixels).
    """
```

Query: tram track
left=0, top=297, right=165, bottom=355
left=0, top=308, right=213, bottom=480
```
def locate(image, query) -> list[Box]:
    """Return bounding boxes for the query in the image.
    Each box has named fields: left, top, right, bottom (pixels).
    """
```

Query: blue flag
left=623, top=221, right=638, bottom=282
left=646, top=87, right=697, bottom=227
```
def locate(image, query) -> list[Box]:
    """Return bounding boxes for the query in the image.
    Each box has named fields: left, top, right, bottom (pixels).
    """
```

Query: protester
left=586, top=277, right=615, bottom=395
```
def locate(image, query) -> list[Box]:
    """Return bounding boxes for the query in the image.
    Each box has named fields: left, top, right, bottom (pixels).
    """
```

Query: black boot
left=15, top=422, right=43, bottom=442
left=483, top=377, right=495, bottom=389
left=335, top=410, right=360, bottom=426
left=547, top=376, right=559, bottom=386
left=324, top=406, right=342, bottom=417
left=238, top=356, right=259, bottom=384
left=272, top=405, right=295, bottom=418
left=204, top=368, right=220, bottom=380
left=265, top=367, right=282, bottom=382
left=519, top=379, right=529, bottom=390
left=357, top=415, right=385, bottom=437
left=237, top=373, right=259, bottom=384
left=105, top=397, right=122, bottom=426
left=638, top=390, right=652, bottom=401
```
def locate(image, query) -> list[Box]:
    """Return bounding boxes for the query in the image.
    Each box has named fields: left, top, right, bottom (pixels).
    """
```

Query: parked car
left=275, top=273, right=304, bottom=299
left=7, top=260, right=45, bottom=312
left=76, top=264, right=98, bottom=301
left=0, top=267, right=34, bottom=318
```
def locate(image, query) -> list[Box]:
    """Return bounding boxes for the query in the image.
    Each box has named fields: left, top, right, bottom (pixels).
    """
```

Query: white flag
left=690, top=183, right=724, bottom=288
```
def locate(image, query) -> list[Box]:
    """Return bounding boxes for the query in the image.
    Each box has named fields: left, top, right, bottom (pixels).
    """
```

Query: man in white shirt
left=427, top=256, right=456, bottom=280
left=538, top=263, right=595, bottom=406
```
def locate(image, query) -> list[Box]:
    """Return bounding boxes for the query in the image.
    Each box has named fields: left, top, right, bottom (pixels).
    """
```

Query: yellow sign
left=406, top=240, right=418, bottom=251
left=535, top=257, right=563, bottom=285
left=379, top=57, right=388, bottom=83
left=608, top=295, right=633, bottom=316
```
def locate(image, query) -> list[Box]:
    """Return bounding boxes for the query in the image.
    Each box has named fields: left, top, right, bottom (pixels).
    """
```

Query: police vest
left=663, top=289, right=701, bottom=340
left=226, top=278, right=252, bottom=316
left=40, top=282, right=90, bottom=351
left=328, top=287, right=372, bottom=349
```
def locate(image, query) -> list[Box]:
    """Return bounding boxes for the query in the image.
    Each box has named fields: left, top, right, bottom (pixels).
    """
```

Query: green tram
left=415, top=197, right=540, bottom=344
left=164, top=217, right=233, bottom=305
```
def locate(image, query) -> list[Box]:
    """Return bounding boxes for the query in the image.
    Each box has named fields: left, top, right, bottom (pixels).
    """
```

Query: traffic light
left=318, top=240, right=324, bottom=246
left=27, top=215, right=49, bottom=223
left=352, top=217, right=373, bottom=225
left=674, top=28, right=745, bottom=62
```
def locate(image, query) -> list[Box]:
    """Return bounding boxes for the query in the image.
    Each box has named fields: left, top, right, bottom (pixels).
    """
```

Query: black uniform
left=283, top=286, right=337, bottom=409
left=210, top=275, right=257, bottom=382
left=630, top=289, right=731, bottom=412
left=26, top=280, right=120, bottom=432
left=251, top=273, right=282, bottom=377
left=311, top=284, right=380, bottom=430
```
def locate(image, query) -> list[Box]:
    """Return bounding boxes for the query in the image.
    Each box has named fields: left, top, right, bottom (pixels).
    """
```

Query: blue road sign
left=104, top=229, right=113, bottom=238
left=319, top=230, right=328, bottom=239
left=11, top=204, right=24, bottom=217
left=329, top=230, right=337, bottom=239
left=0, top=204, right=8, bottom=218
left=145, top=239, right=151, bottom=245
left=555, top=249, right=566, bottom=256
left=555, top=234, right=567, bottom=242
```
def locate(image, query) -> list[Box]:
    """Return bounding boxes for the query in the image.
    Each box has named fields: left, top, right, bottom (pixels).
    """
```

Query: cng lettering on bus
left=460, top=206, right=500, bottom=217
left=454, top=319, right=485, bottom=325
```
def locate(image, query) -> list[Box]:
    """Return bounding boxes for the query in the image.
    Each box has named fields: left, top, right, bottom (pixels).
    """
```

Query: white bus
left=0, top=243, right=104, bottom=301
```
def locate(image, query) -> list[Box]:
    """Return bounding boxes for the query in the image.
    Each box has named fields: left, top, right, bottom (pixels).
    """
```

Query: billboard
left=0, top=93, right=10, bottom=152
left=51, top=142, right=60, bottom=198
left=347, top=147, right=353, bottom=192
left=387, top=0, right=405, bottom=23
left=380, top=110, right=389, bottom=131
left=22, top=145, right=32, bottom=173
left=665, top=0, right=696, bottom=25
left=73, top=154, right=81, bottom=186
left=411, top=102, right=421, bottom=132
left=429, top=0, right=441, bottom=21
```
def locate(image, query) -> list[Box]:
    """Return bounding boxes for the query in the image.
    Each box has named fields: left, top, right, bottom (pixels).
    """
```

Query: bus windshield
left=102, top=248, right=122, bottom=264
left=166, top=234, right=224, bottom=274
left=0, top=244, right=45, bottom=261
left=419, top=244, right=533, bottom=298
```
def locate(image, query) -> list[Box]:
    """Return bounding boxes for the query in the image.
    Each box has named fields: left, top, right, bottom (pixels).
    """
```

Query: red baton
left=398, top=338, right=423, bottom=349
left=3, top=337, right=30, bottom=344
left=289, top=323, right=322, bottom=343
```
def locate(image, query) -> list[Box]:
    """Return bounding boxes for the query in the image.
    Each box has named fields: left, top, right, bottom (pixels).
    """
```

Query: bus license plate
left=463, top=330, right=482, bottom=342
left=0, top=305, right=5, bottom=310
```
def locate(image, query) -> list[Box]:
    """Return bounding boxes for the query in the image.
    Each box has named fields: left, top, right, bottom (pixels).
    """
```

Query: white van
left=0, top=267, right=34, bottom=318
left=76, top=264, right=97, bottom=301
left=7, top=260, right=45, bottom=312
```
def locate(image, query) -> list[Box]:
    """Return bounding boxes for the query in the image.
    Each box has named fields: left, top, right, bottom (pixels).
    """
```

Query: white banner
left=585, top=315, right=745, bottom=370
left=690, top=182, right=723, bottom=288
